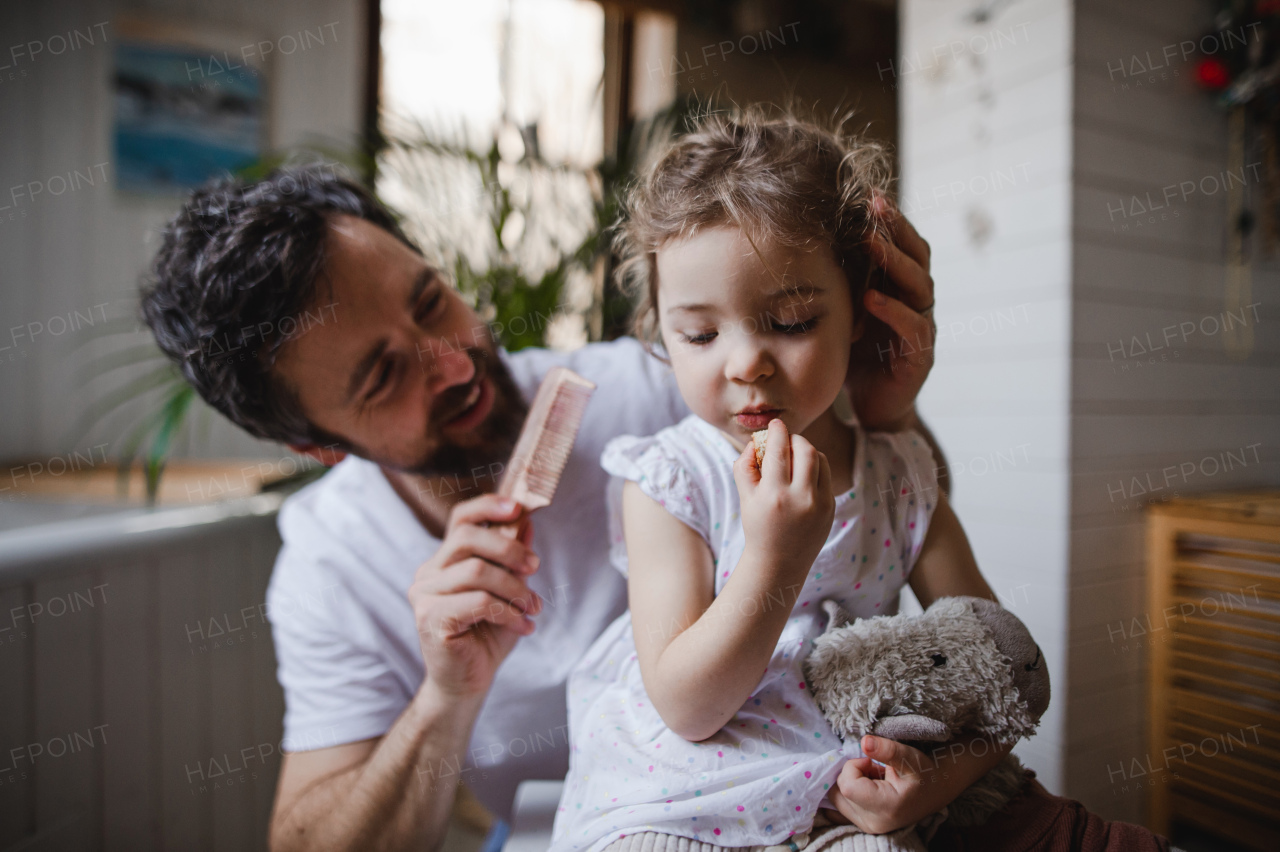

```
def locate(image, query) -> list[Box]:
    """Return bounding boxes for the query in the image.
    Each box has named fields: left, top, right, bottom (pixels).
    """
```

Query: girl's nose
left=724, top=331, right=774, bottom=384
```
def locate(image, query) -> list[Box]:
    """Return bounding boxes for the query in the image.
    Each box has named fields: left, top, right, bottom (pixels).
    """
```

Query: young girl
left=550, top=112, right=1003, bottom=852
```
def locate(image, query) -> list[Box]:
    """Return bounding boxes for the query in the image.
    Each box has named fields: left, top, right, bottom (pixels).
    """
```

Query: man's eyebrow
left=346, top=338, right=388, bottom=406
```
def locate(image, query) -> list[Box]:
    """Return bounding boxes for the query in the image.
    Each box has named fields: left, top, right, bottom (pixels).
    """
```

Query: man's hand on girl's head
left=846, top=202, right=936, bottom=432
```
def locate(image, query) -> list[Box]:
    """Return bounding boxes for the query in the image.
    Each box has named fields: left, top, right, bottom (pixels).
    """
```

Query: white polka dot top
left=550, top=414, right=939, bottom=852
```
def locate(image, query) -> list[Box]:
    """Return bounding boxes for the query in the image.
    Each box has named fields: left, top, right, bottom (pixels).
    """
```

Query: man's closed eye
left=367, top=358, right=400, bottom=403
left=416, top=290, right=444, bottom=324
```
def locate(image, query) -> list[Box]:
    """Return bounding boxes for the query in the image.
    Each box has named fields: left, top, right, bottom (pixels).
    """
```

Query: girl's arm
left=907, top=492, right=992, bottom=608
left=627, top=419, right=834, bottom=742
left=830, top=491, right=1020, bottom=833
left=624, top=482, right=800, bottom=741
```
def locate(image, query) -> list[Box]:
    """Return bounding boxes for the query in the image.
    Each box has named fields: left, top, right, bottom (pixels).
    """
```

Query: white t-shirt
left=265, top=337, right=689, bottom=818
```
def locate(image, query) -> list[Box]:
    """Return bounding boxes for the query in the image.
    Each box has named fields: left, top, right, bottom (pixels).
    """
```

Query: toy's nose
left=970, top=598, right=1051, bottom=720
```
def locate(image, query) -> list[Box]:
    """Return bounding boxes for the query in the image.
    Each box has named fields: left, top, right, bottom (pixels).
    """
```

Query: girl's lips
left=441, top=376, right=494, bottom=432
left=735, top=410, right=781, bottom=430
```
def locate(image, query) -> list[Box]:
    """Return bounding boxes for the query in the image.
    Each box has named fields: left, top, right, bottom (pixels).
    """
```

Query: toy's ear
left=968, top=597, right=1051, bottom=722
left=871, top=714, right=950, bottom=742
left=821, top=599, right=851, bottom=634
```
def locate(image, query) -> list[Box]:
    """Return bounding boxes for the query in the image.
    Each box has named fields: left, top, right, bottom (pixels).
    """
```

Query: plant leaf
left=114, top=399, right=173, bottom=499
left=64, top=363, right=184, bottom=451
left=143, top=384, right=194, bottom=503
left=76, top=343, right=166, bottom=385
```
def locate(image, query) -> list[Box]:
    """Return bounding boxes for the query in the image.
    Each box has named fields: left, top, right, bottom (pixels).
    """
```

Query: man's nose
left=421, top=339, right=475, bottom=391
left=723, top=329, right=774, bottom=384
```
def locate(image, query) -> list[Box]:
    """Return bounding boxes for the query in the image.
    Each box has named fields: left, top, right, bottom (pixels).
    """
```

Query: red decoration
left=1195, top=57, right=1231, bottom=89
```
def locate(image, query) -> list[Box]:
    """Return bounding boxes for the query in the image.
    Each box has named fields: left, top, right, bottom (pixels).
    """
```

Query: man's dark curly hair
left=142, top=163, right=421, bottom=445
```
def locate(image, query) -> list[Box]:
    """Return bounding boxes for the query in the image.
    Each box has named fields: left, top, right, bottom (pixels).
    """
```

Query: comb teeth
left=499, top=367, right=596, bottom=510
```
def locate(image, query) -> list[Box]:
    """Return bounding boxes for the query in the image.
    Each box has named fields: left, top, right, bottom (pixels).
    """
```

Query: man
left=143, top=166, right=1166, bottom=852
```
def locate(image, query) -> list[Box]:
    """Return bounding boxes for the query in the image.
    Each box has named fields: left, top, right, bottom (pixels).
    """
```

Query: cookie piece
left=752, top=430, right=768, bottom=468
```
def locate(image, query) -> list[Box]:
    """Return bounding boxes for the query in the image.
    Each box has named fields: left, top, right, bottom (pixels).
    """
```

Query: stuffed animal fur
left=802, top=596, right=1050, bottom=847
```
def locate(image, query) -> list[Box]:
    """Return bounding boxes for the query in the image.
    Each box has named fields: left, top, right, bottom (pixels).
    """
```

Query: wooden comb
left=494, top=366, right=595, bottom=536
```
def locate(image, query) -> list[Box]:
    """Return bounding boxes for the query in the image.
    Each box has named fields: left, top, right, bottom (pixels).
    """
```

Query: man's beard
left=402, top=345, right=529, bottom=486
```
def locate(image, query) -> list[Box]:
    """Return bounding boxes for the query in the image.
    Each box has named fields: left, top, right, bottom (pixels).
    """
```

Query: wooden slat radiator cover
left=1146, top=491, right=1280, bottom=852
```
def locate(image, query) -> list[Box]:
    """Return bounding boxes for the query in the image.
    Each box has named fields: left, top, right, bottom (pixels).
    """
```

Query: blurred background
left=1, top=1, right=1278, bottom=850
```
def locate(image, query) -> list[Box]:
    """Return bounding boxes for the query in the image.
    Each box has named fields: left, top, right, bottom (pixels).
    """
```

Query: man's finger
left=431, top=590, right=536, bottom=640
left=437, top=524, right=539, bottom=576
left=869, top=235, right=933, bottom=312
left=878, top=198, right=931, bottom=274
left=424, top=557, right=542, bottom=614
left=447, top=493, right=525, bottom=532
left=863, top=291, right=935, bottom=359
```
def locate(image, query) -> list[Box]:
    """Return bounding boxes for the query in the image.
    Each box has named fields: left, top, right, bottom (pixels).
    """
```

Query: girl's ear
left=850, top=305, right=868, bottom=344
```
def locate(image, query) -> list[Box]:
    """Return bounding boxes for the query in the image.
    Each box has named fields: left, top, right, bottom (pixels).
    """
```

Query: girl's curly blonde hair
left=615, top=107, right=893, bottom=347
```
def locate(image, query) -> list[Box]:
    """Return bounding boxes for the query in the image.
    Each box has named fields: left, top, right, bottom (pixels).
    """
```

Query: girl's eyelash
left=774, top=317, right=818, bottom=334
left=680, top=316, right=817, bottom=343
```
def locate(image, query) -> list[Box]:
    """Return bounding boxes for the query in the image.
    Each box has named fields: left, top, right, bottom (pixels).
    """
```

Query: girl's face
left=655, top=224, right=862, bottom=449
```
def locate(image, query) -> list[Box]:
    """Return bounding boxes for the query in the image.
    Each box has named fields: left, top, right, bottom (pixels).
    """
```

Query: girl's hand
left=847, top=198, right=936, bottom=432
left=829, top=734, right=1012, bottom=834
left=731, top=418, right=833, bottom=578
left=828, top=736, right=952, bottom=834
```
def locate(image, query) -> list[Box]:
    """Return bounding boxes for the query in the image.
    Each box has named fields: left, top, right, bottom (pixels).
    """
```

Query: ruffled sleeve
left=865, top=429, right=940, bottom=580
left=599, top=433, right=712, bottom=576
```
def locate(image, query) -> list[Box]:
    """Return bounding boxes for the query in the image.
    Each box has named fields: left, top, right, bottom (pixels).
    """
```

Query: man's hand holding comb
left=409, top=493, right=543, bottom=701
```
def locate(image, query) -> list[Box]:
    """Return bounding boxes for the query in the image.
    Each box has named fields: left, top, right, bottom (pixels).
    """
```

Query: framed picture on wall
left=112, top=16, right=270, bottom=193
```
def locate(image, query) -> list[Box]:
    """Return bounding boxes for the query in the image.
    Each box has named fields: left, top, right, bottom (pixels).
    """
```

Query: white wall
left=0, top=0, right=365, bottom=465
left=901, top=0, right=1075, bottom=795
left=1067, top=0, right=1280, bottom=823
left=903, top=0, right=1280, bottom=826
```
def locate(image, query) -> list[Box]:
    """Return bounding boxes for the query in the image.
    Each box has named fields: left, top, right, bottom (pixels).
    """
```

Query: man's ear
left=289, top=443, right=348, bottom=467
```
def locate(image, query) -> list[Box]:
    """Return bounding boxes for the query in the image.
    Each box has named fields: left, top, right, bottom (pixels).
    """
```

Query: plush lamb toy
left=800, top=596, right=1051, bottom=851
